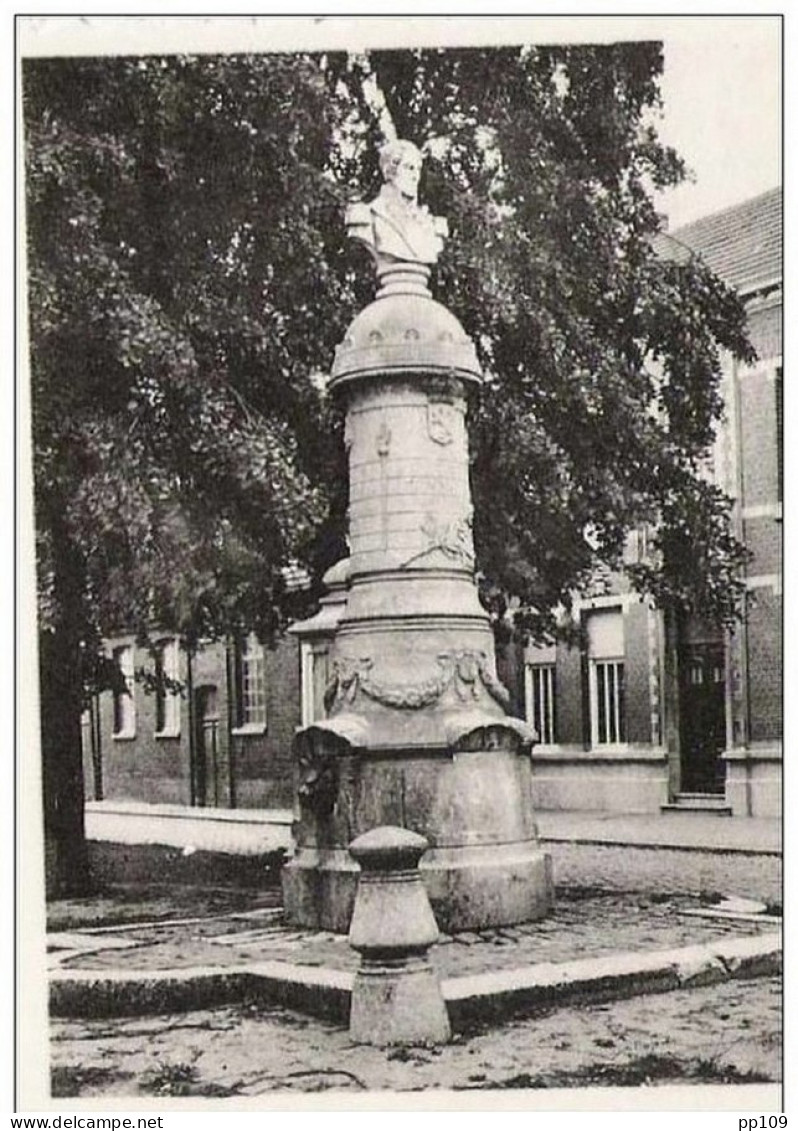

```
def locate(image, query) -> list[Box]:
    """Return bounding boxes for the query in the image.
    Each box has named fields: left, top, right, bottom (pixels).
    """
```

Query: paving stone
left=57, top=891, right=777, bottom=980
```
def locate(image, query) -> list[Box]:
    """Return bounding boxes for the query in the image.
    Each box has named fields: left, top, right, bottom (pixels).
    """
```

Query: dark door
left=680, top=644, right=726, bottom=793
left=193, top=685, right=220, bottom=807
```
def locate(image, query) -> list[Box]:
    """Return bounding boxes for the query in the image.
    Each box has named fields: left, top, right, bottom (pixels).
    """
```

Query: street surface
left=50, top=974, right=780, bottom=1097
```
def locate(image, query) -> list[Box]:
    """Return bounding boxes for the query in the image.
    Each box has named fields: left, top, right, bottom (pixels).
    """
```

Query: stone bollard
left=348, top=826, right=451, bottom=1046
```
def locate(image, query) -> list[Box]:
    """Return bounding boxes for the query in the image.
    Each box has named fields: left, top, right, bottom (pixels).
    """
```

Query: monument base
left=281, top=847, right=360, bottom=934
left=283, top=740, right=554, bottom=933
left=282, top=841, right=553, bottom=934
left=421, top=843, right=553, bottom=934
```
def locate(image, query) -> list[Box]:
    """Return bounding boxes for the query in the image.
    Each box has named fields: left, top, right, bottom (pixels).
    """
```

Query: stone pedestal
left=348, top=827, right=450, bottom=1046
left=283, top=741, right=552, bottom=933
left=282, top=142, right=552, bottom=933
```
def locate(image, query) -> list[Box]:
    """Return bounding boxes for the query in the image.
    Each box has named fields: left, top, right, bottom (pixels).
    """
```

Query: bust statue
left=345, top=140, right=449, bottom=270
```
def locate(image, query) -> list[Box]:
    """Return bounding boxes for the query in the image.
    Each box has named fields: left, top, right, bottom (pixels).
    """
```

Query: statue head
left=343, top=137, right=447, bottom=282
left=379, top=139, right=423, bottom=201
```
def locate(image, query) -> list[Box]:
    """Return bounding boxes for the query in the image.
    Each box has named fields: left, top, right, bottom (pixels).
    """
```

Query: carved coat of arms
left=427, top=400, right=457, bottom=445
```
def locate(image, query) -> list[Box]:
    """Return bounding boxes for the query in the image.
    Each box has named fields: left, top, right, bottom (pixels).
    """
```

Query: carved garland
left=324, top=649, right=510, bottom=713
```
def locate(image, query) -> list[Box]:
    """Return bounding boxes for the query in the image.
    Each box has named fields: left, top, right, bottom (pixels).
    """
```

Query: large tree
left=24, top=53, right=359, bottom=893
left=23, top=44, right=752, bottom=895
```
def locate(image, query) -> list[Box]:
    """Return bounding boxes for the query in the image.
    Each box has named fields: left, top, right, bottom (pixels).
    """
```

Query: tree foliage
left=25, top=53, right=361, bottom=663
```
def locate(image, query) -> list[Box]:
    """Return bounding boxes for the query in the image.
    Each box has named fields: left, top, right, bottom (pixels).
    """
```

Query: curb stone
left=440, top=932, right=781, bottom=1028
left=50, top=932, right=780, bottom=1029
left=50, top=960, right=353, bottom=1022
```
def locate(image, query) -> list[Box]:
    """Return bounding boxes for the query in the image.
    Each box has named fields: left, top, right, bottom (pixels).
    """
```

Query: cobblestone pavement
left=57, top=891, right=778, bottom=977
left=47, top=885, right=282, bottom=933
left=49, top=974, right=781, bottom=1098
left=546, top=843, right=781, bottom=904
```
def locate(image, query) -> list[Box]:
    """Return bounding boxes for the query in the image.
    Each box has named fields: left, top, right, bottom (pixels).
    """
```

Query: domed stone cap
left=322, top=557, right=351, bottom=590
left=330, top=291, right=482, bottom=393
left=349, top=826, right=429, bottom=872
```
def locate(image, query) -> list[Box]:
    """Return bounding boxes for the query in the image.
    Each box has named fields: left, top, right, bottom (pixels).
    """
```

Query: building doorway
left=679, top=641, right=726, bottom=794
left=193, top=684, right=220, bottom=807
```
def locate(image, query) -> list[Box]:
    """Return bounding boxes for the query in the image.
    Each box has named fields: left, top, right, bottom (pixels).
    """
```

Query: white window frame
left=80, top=708, right=93, bottom=753
left=299, top=640, right=333, bottom=727
left=154, top=637, right=181, bottom=739
left=300, top=640, right=315, bottom=728
left=524, top=662, right=556, bottom=747
left=112, top=643, right=136, bottom=739
left=232, top=634, right=267, bottom=735
left=586, top=609, right=628, bottom=751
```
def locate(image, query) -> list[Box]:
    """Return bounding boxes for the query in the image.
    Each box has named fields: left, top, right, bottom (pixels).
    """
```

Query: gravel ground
left=57, top=891, right=778, bottom=977
left=49, top=974, right=781, bottom=1098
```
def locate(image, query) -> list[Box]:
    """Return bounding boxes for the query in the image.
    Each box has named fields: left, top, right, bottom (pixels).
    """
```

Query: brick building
left=82, top=631, right=301, bottom=812
left=519, top=187, right=782, bottom=817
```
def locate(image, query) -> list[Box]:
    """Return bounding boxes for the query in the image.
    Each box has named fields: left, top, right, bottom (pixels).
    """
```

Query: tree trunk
left=39, top=525, right=93, bottom=899
left=40, top=628, right=92, bottom=898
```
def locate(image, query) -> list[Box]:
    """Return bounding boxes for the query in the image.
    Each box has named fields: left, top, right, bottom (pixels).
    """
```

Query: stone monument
left=283, top=139, right=552, bottom=933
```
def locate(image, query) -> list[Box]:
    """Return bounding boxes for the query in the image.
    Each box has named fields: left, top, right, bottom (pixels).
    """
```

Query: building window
left=154, top=638, right=181, bottom=737
left=586, top=609, right=626, bottom=748
left=300, top=641, right=315, bottom=728
left=81, top=708, right=92, bottom=755
left=112, top=644, right=135, bottom=738
left=300, top=640, right=334, bottom=728
left=623, top=526, right=649, bottom=565
left=591, top=659, right=626, bottom=745
left=525, top=663, right=556, bottom=745
left=81, top=696, right=103, bottom=799
left=233, top=634, right=267, bottom=733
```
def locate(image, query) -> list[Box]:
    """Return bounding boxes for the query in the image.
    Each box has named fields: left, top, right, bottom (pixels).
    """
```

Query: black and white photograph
left=14, top=13, right=785, bottom=1115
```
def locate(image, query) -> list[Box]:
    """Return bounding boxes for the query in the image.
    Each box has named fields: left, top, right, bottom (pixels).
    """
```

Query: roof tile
left=670, top=187, right=781, bottom=293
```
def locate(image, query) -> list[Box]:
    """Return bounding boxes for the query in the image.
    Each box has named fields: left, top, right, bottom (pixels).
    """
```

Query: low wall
left=723, top=746, right=782, bottom=818
left=530, top=748, right=669, bottom=813
left=85, top=801, right=294, bottom=889
left=86, top=801, right=294, bottom=854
